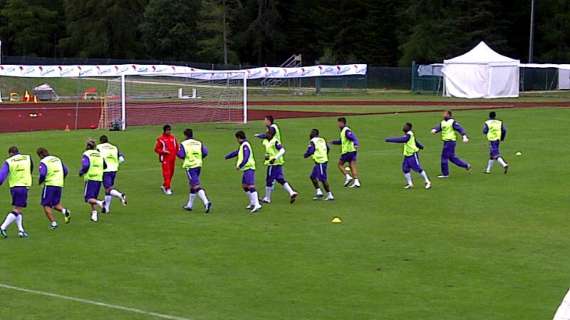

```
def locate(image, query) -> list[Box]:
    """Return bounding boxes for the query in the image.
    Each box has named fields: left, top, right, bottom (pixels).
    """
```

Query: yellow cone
left=331, top=217, right=342, bottom=224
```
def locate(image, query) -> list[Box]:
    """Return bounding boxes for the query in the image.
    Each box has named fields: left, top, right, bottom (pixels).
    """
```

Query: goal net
left=99, top=72, right=247, bottom=130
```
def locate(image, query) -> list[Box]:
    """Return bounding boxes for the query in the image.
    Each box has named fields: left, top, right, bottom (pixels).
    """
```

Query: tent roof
left=444, top=41, right=519, bottom=64
left=33, top=83, right=55, bottom=91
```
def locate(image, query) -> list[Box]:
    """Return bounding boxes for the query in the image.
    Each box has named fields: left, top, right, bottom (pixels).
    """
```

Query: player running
left=331, top=117, right=361, bottom=188
left=431, top=110, right=471, bottom=178
left=224, top=131, right=262, bottom=213
left=97, top=135, right=127, bottom=213
left=255, top=115, right=282, bottom=142
left=154, top=124, right=178, bottom=195
left=79, top=140, right=106, bottom=222
left=483, top=111, right=509, bottom=174
left=304, top=129, right=334, bottom=200
left=0, top=146, right=32, bottom=238
left=260, top=128, right=298, bottom=204
left=385, top=123, right=432, bottom=190
left=177, top=128, right=212, bottom=213
left=37, top=147, right=71, bottom=230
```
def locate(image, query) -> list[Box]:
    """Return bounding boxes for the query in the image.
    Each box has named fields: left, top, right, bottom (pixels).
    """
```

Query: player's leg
left=494, top=142, right=508, bottom=173
left=161, top=160, right=172, bottom=194
left=413, top=154, right=431, bottom=189
left=104, top=172, right=127, bottom=213
left=275, top=166, right=298, bottom=203
left=486, top=142, right=498, bottom=173
left=348, top=156, right=360, bottom=188
left=403, top=157, right=414, bottom=188
left=49, top=186, right=70, bottom=224
left=167, top=159, right=176, bottom=193
left=191, top=168, right=211, bottom=213
left=262, top=166, right=274, bottom=203
left=85, top=181, right=104, bottom=222
left=243, top=170, right=261, bottom=213
left=10, top=187, right=28, bottom=237
left=184, top=169, right=196, bottom=211
left=311, top=164, right=324, bottom=200
left=40, top=185, right=58, bottom=229
left=439, top=142, right=450, bottom=178
left=320, top=163, right=334, bottom=200
left=338, top=155, right=353, bottom=187
left=448, top=142, right=470, bottom=171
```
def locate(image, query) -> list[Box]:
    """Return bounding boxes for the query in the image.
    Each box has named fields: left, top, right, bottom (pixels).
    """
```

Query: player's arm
left=202, top=145, right=209, bottom=159
left=346, top=130, right=360, bottom=147
left=453, top=121, right=469, bottom=142
left=482, top=123, right=489, bottom=135
left=79, top=155, right=89, bottom=176
left=303, top=142, right=316, bottom=158
left=385, top=134, right=410, bottom=144
left=224, top=150, right=239, bottom=160
left=270, top=143, right=285, bottom=164
left=415, top=139, right=425, bottom=150
left=501, top=123, right=507, bottom=141
left=38, top=162, right=47, bottom=184
left=431, top=123, right=442, bottom=134
left=118, top=150, right=126, bottom=163
left=62, top=163, right=69, bottom=178
left=0, top=161, right=8, bottom=185
left=176, top=144, right=186, bottom=160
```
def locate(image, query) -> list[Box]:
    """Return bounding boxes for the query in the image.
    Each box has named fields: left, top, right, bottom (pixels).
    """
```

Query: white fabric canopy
left=443, top=42, right=520, bottom=98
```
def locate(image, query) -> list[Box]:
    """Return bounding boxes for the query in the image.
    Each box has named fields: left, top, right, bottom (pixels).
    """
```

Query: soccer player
left=255, top=115, right=282, bottom=142
left=260, top=129, right=298, bottom=204
left=385, top=123, right=432, bottom=190
left=177, top=128, right=212, bottom=213
left=431, top=110, right=471, bottom=178
left=304, top=129, right=334, bottom=200
left=154, top=124, right=178, bottom=195
left=483, top=111, right=509, bottom=174
left=224, top=131, right=262, bottom=213
left=37, top=147, right=71, bottom=230
left=0, top=146, right=32, bottom=239
left=97, top=135, right=127, bottom=213
left=331, top=117, right=361, bottom=188
left=79, top=140, right=106, bottom=222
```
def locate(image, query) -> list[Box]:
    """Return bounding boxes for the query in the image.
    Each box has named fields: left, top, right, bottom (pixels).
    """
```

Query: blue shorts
left=489, top=140, right=501, bottom=158
left=10, top=187, right=28, bottom=208
left=310, top=163, right=328, bottom=182
left=84, top=180, right=102, bottom=202
left=186, top=167, right=201, bottom=187
left=103, top=172, right=117, bottom=189
left=41, top=186, right=62, bottom=207
left=402, top=154, right=423, bottom=173
left=241, top=169, right=255, bottom=186
left=266, top=165, right=285, bottom=186
left=340, top=151, right=357, bottom=163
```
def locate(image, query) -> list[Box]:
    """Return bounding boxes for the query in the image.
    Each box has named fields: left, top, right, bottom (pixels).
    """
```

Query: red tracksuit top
left=154, top=133, right=178, bottom=162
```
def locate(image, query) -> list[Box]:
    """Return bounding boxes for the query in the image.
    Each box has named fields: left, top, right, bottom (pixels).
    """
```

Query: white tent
left=443, top=42, right=520, bottom=99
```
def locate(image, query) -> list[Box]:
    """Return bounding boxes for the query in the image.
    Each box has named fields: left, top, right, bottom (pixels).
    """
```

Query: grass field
left=0, top=106, right=568, bottom=320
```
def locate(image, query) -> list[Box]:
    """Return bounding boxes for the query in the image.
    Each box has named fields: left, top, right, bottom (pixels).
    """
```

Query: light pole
left=528, top=0, right=535, bottom=63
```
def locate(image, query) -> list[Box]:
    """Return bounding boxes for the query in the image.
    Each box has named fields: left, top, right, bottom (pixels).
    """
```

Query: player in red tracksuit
left=154, top=124, right=178, bottom=195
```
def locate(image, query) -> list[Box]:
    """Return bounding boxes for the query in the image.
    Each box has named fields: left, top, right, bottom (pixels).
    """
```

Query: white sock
left=96, top=200, right=104, bottom=208
left=245, top=191, right=252, bottom=205
left=420, top=171, right=430, bottom=183
left=187, top=193, right=196, bottom=208
left=251, top=191, right=260, bottom=206
left=345, top=173, right=352, bottom=181
left=315, top=188, right=323, bottom=196
left=264, top=186, right=273, bottom=200
left=327, top=192, right=334, bottom=197
left=497, top=157, right=508, bottom=167
left=91, top=210, right=98, bottom=220
left=61, top=208, right=68, bottom=216
left=104, top=195, right=112, bottom=211
left=283, top=182, right=294, bottom=196
left=486, top=160, right=495, bottom=172
left=1, top=212, right=17, bottom=230
left=51, top=221, right=57, bottom=227
left=404, top=173, right=413, bottom=185
left=15, top=214, right=24, bottom=232
left=110, top=189, right=122, bottom=198
left=197, top=189, right=209, bottom=205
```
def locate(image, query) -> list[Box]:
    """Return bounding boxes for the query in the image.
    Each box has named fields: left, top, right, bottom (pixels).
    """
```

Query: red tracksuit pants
left=161, top=158, right=176, bottom=189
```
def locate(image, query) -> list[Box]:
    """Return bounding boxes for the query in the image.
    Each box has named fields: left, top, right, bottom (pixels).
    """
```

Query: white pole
left=243, top=72, right=248, bottom=124
left=120, top=74, right=126, bottom=130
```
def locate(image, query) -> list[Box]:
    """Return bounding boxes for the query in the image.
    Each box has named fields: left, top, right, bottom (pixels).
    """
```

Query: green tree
left=59, top=0, right=146, bottom=58
left=196, top=0, right=238, bottom=64
left=537, top=0, right=570, bottom=62
left=0, top=0, right=59, bottom=56
left=140, top=0, right=200, bottom=61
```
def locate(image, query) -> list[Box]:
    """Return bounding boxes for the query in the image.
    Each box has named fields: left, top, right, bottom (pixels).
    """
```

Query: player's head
left=403, top=122, right=412, bottom=132
left=184, top=128, right=193, bottom=139
left=310, top=129, right=320, bottom=139
left=8, top=146, right=19, bottom=156
left=489, top=111, right=496, bottom=119
left=235, top=130, right=246, bottom=142
left=444, top=110, right=452, bottom=119
left=163, top=124, right=172, bottom=134
left=99, top=135, right=109, bottom=143
left=36, top=147, right=49, bottom=159
left=265, top=129, right=275, bottom=140
left=264, top=115, right=274, bottom=126
left=337, top=117, right=347, bottom=129
left=86, top=139, right=97, bottom=150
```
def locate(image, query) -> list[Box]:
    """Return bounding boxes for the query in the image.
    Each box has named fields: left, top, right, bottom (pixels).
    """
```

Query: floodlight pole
left=243, top=72, right=248, bottom=124
left=528, top=0, right=535, bottom=63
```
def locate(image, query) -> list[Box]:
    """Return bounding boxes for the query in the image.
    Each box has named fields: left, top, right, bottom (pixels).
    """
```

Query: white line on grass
left=0, top=283, right=191, bottom=320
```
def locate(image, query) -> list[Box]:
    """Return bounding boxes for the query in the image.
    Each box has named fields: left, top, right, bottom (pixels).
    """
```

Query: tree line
left=0, top=0, right=568, bottom=66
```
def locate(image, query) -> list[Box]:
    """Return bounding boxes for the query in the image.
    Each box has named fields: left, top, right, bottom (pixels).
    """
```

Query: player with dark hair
left=483, top=111, right=509, bottom=174
left=304, top=129, right=334, bottom=200
left=431, top=110, right=471, bottom=178
left=79, top=139, right=106, bottom=222
left=225, top=131, right=262, bottom=213
left=332, top=117, right=361, bottom=188
left=0, top=146, right=32, bottom=238
left=154, top=124, right=178, bottom=195
left=260, top=128, right=298, bottom=204
left=177, top=128, right=212, bottom=213
left=97, top=135, right=127, bottom=213
left=255, top=115, right=282, bottom=143
left=37, top=147, right=71, bottom=229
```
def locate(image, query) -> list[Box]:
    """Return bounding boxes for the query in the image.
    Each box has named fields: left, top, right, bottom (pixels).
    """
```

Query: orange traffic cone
left=64, top=125, right=71, bottom=132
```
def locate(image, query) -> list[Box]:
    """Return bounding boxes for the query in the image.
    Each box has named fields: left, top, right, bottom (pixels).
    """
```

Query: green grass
left=0, top=107, right=568, bottom=320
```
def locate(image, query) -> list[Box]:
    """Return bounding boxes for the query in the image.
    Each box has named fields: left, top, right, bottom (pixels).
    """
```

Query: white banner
left=0, top=64, right=367, bottom=79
